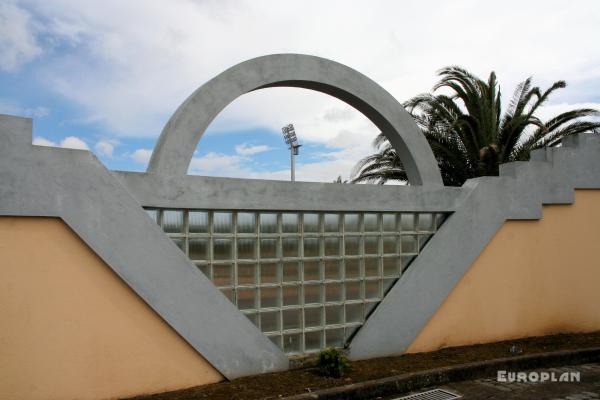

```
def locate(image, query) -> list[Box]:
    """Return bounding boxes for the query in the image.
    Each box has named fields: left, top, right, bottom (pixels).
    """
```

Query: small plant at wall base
left=352, top=66, right=600, bottom=186
left=317, top=347, right=350, bottom=378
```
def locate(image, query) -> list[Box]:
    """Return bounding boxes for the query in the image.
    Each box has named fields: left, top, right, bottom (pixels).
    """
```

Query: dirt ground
left=125, top=331, right=600, bottom=400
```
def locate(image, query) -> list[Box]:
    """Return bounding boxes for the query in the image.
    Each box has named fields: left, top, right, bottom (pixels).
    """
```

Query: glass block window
left=147, top=209, right=448, bottom=356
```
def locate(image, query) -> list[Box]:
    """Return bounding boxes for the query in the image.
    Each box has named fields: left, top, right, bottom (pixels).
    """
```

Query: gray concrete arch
left=148, top=54, right=443, bottom=186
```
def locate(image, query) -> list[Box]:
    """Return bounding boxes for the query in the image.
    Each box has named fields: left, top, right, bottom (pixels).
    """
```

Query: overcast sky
left=1, top=0, right=599, bottom=182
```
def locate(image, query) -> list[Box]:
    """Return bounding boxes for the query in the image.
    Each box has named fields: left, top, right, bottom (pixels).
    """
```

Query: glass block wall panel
left=148, top=209, right=448, bottom=356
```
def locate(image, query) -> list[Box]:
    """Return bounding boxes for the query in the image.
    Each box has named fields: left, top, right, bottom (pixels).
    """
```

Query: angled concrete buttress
left=0, top=114, right=289, bottom=379
left=348, top=133, right=600, bottom=360
left=147, top=54, right=443, bottom=187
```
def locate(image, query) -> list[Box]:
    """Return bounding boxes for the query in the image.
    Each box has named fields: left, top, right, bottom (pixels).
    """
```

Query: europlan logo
left=497, top=370, right=581, bottom=383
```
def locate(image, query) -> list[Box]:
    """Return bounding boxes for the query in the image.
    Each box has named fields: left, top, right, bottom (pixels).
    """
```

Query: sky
left=1, top=0, right=599, bottom=182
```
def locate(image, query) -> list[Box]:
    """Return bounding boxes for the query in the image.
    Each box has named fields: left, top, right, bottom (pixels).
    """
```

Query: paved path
left=381, top=363, right=600, bottom=400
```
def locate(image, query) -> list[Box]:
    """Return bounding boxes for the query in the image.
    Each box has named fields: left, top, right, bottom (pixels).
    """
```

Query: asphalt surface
left=380, top=363, right=600, bottom=400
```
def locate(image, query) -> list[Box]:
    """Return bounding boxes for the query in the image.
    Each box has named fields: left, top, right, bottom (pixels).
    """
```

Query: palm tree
left=352, top=67, right=600, bottom=186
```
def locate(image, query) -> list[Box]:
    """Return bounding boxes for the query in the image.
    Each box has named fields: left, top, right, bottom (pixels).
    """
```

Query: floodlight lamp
left=281, top=124, right=297, bottom=146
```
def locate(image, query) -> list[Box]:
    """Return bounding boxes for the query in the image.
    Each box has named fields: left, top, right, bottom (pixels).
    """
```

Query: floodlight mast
left=281, top=124, right=302, bottom=181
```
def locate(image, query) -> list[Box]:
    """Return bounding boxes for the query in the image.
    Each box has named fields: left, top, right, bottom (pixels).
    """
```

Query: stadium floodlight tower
left=281, top=123, right=302, bottom=181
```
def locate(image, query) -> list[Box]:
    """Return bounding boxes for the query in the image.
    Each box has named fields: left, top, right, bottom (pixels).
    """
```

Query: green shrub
left=317, top=347, right=350, bottom=378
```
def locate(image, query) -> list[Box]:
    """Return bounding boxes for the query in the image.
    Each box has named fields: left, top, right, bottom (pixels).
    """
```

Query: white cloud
left=131, top=148, right=153, bottom=165
left=0, top=2, right=41, bottom=71
left=32, top=135, right=89, bottom=150
left=59, top=136, right=89, bottom=150
left=32, top=136, right=56, bottom=147
left=95, top=139, right=115, bottom=157
left=189, top=152, right=244, bottom=175
left=234, top=143, right=271, bottom=156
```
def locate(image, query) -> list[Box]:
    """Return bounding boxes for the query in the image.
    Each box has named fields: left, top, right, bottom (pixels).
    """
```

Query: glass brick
left=171, top=238, right=185, bottom=252
left=303, top=238, right=320, bottom=258
left=304, top=284, right=322, bottom=304
left=146, top=209, right=159, bottom=224
left=417, top=213, right=435, bottom=232
left=283, top=308, right=301, bottom=330
left=364, top=257, right=379, bottom=277
left=326, top=328, right=345, bottom=348
left=382, top=213, right=396, bottom=232
left=401, top=255, right=415, bottom=272
left=237, top=238, right=256, bottom=260
left=219, top=287, right=233, bottom=303
left=213, top=239, right=232, bottom=260
left=419, top=234, right=432, bottom=250
left=345, top=303, right=363, bottom=323
left=344, top=237, right=360, bottom=256
left=304, top=307, right=322, bottom=328
left=401, top=235, right=417, bottom=254
left=260, top=286, right=280, bottom=308
left=213, top=264, right=233, bottom=287
left=237, top=212, right=256, bottom=233
left=260, top=238, right=278, bottom=259
left=305, top=330, right=323, bottom=352
left=365, top=301, right=378, bottom=316
left=283, top=333, right=301, bottom=354
left=188, top=211, right=208, bottom=233
left=345, top=281, right=362, bottom=301
left=244, top=312, right=258, bottom=326
left=282, top=285, right=301, bottom=306
left=260, top=213, right=278, bottom=234
left=188, top=238, right=208, bottom=260
left=364, top=213, right=379, bottom=232
left=237, top=288, right=257, bottom=310
left=344, top=213, right=360, bottom=232
left=365, top=280, right=380, bottom=299
left=213, top=212, right=233, bottom=233
left=303, top=213, right=320, bottom=233
left=400, top=213, right=416, bottom=232
left=325, top=282, right=343, bottom=302
left=163, top=210, right=184, bottom=233
left=344, top=259, right=361, bottom=279
left=237, top=263, right=256, bottom=285
left=345, top=325, right=360, bottom=341
left=383, top=278, right=396, bottom=293
left=260, top=262, right=280, bottom=284
left=282, top=213, right=299, bottom=233
left=364, top=236, right=379, bottom=255
left=260, top=310, right=280, bottom=332
left=282, top=238, right=299, bottom=258
left=268, top=335, right=282, bottom=348
left=324, top=213, right=340, bottom=232
left=303, top=261, right=321, bottom=281
left=325, top=304, right=343, bottom=325
left=383, top=257, right=400, bottom=277
left=196, top=263, right=210, bottom=278
left=436, top=213, right=447, bottom=229
left=324, top=259, right=342, bottom=280
left=383, top=236, right=397, bottom=254
left=282, top=261, right=300, bottom=282
left=324, top=237, right=341, bottom=256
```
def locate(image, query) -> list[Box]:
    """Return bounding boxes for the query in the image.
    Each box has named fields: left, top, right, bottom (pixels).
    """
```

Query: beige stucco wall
left=408, top=189, right=600, bottom=353
left=0, top=217, right=222, bottom=400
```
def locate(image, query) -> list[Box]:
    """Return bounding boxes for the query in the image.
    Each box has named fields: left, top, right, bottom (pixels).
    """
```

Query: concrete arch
left=148, top=54, right=443, bottom=186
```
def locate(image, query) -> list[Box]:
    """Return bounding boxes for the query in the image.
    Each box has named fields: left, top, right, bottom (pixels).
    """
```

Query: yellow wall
left=408, top=190, right=600, bottom=353
left=0, top=217, right=222, bottom=400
